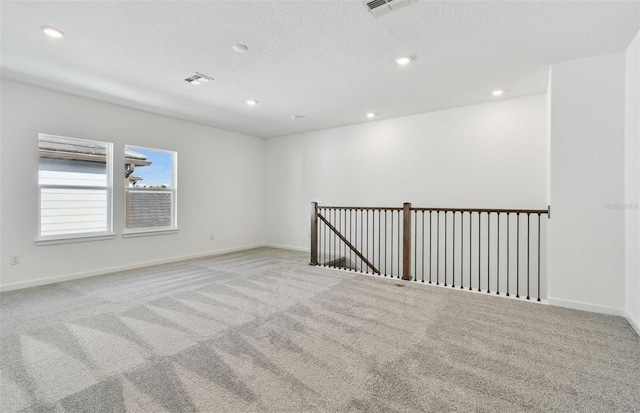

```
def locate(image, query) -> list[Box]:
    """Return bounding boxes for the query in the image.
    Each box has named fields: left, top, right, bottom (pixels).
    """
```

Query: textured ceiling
left=1, top=1, right=638, bottom=138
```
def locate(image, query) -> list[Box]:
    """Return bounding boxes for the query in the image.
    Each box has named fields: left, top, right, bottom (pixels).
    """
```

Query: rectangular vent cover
left=365, top=0, right=415, bottom=15
left=185, top=72, right=213, bottom=85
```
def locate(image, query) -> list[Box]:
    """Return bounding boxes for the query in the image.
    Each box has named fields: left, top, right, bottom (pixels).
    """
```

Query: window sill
left=122, top=228, right=180, bottom=238
left=35, top=233, right=116, bottom=246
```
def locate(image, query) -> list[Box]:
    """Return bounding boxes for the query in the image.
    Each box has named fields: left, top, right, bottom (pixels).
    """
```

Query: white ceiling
left=1, top=1, right=638, bottom=138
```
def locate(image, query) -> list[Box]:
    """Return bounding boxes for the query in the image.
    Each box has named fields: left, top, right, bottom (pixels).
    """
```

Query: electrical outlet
left=10, top=255, right=20, bottom=265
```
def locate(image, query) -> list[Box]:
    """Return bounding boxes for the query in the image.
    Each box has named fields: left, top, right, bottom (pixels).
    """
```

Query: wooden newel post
left=310, top=202, right=319, bottom=266
left=402, top=202, right=412, bottom=281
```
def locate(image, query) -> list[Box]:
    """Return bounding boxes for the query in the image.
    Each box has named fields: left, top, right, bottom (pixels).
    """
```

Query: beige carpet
left=1, top=247, right=638, bottom=412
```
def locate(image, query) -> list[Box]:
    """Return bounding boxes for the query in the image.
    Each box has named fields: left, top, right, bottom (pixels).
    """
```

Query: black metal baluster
left=371, top=210, right=375, bottom=274
left=384, top=210, right=388, bottom=276
left=389, top=210, right=396, bottom=278
left=429, top=211, right=433, bottom=284
left=355, top=209, right=358, bottom=272
left=478, top=212, right=481, bottom=292
left=354, top=209, right=357, bottom=271
left=326, top=209, right=329, bottom=266
left=469, top=211, right=472, bottom=291
left=397, top=210, right=401, bottom=278
left=378, top=210, right=381, bottom=276
left=414, top=211, right=417, bottom=281
left=507, top=213, right=510, bottom=297
left=497, top=212, right=500, bottom=295
left=341, top=209, right=344, bottom=268
left=328, top=209, right=332, bottom=266
left=338, top=209, right=341, bottom=269
left=320, top=208, right=323, bottom=266
left=517, top=213, right=520, bottom=298
left=537, top=213, right=542, bottom=302
left=338, top=208, right=344, bottom=269
left=444, top=211, right=448, bottom=287
left=325, top=209, right=328, bottom=266
left=353, top=209, right=356, bottom=271
left=487, top=212, right=490, bottom=294
left=361, top=209, right=364, bottom=272
left=452, top=211, right=456, bottom=288
left=337, top=209, right=340, bottom=269
left=437, top=211, right=440, bottom=285
left=334, top=209, right=338, bottom=268
left=352, top=209, right=355, bottom=270
left=461, top=211, right=464, bottom=289
left=324, top=209, right=328, bottom=266
left=422, top=211, right=425, bottom=283
left=527, top=213, right=530, bottom=300
left=340, top=210, right=343, bottom=269
left=366, top=209, right=369, bottom=274
left=346, top=209, right=350, bottom=270
left=346, top=209, right=349, bottom=270
left=351, top=209, right=354, bottom=270
left=340, top=209, right=344, bottom=269
left=342, top=209, right=345, bottom=269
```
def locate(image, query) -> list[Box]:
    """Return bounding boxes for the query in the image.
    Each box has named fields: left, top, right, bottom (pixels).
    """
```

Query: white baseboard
left=624, top=313, right=640, bottom=336
left=0, top=244, right=266, bottom=292
left=546, top=296, right=624, bottom=316
left=263, top=243, right=310, bottom=253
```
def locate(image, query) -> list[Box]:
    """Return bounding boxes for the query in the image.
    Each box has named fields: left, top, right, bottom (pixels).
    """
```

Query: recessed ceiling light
left=42, top=26, right=64, bottom=38
left=246, top=100, right=258, bottom=106
left=492, top=90, right=504, bottom=96
left=184, top=72, right=213, bottom=85
left=233, top=44, right=249, bottom=53
left=366, top=112, right=376, bottom=119
left=395, top=56, right=414, bottom=65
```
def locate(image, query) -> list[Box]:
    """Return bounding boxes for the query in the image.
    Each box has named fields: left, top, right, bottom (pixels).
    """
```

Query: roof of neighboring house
left=39, top=136, right=151, bottom=166
left=125, top=150, right=148, bottom=163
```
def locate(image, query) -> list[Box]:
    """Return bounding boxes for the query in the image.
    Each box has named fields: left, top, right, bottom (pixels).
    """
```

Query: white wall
left=625, top=32, right=640, bottom=333
left=264, top=94, right=547, bottom=250
left=548, top=52, right=627, bottom=315
left=0, top=80, right=265, bottom=290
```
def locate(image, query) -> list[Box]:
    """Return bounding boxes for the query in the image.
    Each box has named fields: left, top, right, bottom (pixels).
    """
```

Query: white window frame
left=36, top=133, right=114, bottom=245
left=123, top=145, right=178, bottom=237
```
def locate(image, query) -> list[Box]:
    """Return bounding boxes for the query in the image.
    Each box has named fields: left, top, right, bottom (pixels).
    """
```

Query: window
left=38, top=134, right=113, bottom=241
left=124, top=145, right=177, bottom=234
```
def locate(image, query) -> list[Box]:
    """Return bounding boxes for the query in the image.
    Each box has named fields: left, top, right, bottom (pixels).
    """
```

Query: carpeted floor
left=0, top=247, right=638, bottom=412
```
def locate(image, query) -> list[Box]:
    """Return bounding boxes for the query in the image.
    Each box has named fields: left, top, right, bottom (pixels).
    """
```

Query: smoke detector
left=365, top=0, right=416, bottom=16
left=185, top=72, right=213, bottom=85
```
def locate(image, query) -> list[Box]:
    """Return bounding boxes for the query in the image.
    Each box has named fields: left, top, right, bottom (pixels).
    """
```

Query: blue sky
left=131, top=148, right=173, bottom=187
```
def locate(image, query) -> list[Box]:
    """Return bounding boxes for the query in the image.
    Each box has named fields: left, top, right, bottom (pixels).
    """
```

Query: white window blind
left=38, top=134, right=113, bottom=239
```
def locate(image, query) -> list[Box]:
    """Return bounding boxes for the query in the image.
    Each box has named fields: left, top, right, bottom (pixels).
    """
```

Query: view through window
left=124, top=146, right=177, bottom=231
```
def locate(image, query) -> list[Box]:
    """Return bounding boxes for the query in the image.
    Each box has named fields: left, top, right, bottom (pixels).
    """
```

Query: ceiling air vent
left=365, top=0, right=416, bottom=16
left=184, top=72, right=213, bottom=85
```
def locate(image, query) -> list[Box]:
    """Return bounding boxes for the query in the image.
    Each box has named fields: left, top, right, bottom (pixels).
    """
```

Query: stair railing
left=310, top=202, right=550, bottom=301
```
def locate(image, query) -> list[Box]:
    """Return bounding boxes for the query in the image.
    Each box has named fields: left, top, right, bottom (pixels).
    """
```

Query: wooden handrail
left=317, top=212, right=380, bottom=274
left=411, top=207, right=548, bottom=214
left=320, top=206, right=403, bottom=211
left=320, top=205, right=548, bottom=214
